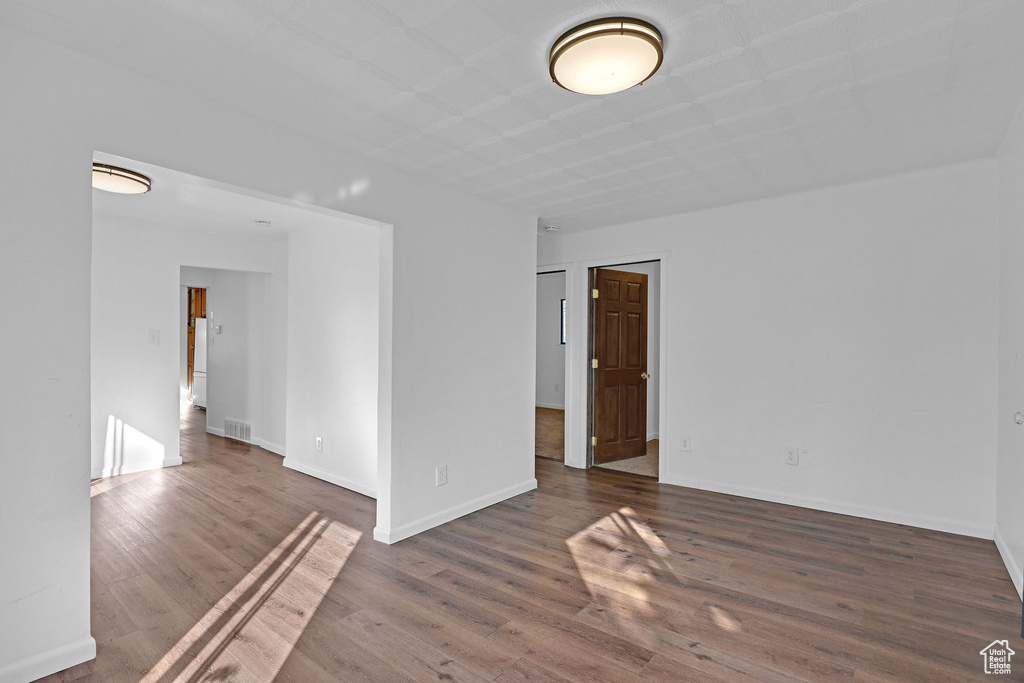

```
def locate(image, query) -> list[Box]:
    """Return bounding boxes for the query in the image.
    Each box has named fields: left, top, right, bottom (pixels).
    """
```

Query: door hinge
left=592, top=288, right=599, bottom=299
left=592, top=358, right=598, bottom=369
left=591, top=436, right=597, bottom=446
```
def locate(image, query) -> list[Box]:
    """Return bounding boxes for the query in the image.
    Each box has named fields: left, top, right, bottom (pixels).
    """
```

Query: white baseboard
left=648, top=432, right=659, bottom=440
left=208, top=427, right=280, bottom=453
left=660, top=474, right=995, bottom=540
left=0, top=635, right=95, bottom=683
left=90, top=456, right=182, bottom=480
left=283, top=458, right=376, bottom=499
left=374, top=477, right=538, bottom=545
left=257, top=439, right=285, bottom=456
left=994, top=526, right=1024, bottom=600
left=535, top=402, right=565, bottom=410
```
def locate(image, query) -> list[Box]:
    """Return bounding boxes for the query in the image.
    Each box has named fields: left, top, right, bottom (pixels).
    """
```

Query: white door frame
left=542, top=251, right=670, bottom=476
left=536, top=263, right=577, bottom=467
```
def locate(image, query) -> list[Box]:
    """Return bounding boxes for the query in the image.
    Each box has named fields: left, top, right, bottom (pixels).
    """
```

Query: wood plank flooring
left=44, top=406, right=1023, bottom=682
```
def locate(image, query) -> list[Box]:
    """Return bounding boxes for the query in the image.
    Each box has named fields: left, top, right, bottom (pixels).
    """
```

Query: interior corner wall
left=997, top=112, right=1024, bottom=599
left=540, top=159, right=1000, bottom=539
left=0, top=25, right=535, bottom=679
left=536, top=272, right=566, bottom=409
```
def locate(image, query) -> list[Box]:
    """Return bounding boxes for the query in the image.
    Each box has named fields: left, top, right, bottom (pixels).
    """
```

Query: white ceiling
left=92, top=152, right=378, bottom=237
left=9, top=0, right=1024, bottom=231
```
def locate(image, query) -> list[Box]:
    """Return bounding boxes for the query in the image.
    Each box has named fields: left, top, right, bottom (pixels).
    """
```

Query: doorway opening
left=589, top=261, right=660, bottom=478
left=185, top=286, right=207, bottom=405
left=535, top=270, right=567, bottom=461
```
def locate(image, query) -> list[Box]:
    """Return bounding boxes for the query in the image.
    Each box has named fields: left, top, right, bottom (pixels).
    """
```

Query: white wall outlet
left=680, top=436, right=691, bottom=452
left=148, top=329, right=160, bottom=345
left=785, top=447, right=799, bottom=466
left=555, top=383, right=560, bottom=393
left=315, top=436, right=323, bottom=452
left=436, top=465, right=448, bottom=487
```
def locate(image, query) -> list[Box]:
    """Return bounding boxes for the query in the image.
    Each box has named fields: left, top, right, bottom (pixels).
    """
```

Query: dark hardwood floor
left=45, top=406, right=1023, bottom=681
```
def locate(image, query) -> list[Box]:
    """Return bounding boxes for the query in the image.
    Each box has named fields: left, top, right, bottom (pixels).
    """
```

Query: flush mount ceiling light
left=549, top=17, right=664, bottom=95
left=92, top=163, right=151, bottom=194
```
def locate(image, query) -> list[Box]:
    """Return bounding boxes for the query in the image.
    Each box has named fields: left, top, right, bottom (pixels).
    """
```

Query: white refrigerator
left=193, top=317, right=208, bottom=408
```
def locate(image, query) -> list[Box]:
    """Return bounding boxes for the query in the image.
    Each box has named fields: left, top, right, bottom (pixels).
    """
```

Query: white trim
left=283, top=458, right=377, bottom=499
left=0, top=635, right=95, bottom=683
left=535, top=402, right=565, bottom=410
left=994, top=526, right=1024, bottom=600
left=256, top=439, right=285, bottom=456
left=90, top=456, right=181, bottom=480
left=661, top=473, right=995, bottom=540
left=537, top=263, right=575, bottom=471
left=648, top=432, right=659, bottom=440
left=537, top=262, right=573, bottom=274
left=206, top=425, right=225, bottom=437
left=373, top=477, right=537, bottom=545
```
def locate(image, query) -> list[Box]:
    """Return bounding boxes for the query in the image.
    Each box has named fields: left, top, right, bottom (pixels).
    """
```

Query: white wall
left=0, top=36, right=94, bottom=683
left=997, top=112, right=1024, bottom=599
left=0, top=26, right=534, bottom=681
left=613, top=261, right=660, bottom=439
left=207, top=270, right=268, bottom=445
left=541, top=159, right=999, bottom=538
left=263, top=244, right=289, bottom=456
left=536, top=272, right=566, bottom=409
left=283, top=222, right=381, bottom=498
left=91, top=216, right=282, bottom=479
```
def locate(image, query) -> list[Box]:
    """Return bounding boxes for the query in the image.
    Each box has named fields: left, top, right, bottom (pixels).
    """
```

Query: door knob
left=641, top=373, right=650, bottom=379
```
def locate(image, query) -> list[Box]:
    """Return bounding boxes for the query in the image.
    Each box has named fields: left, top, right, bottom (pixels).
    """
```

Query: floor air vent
left=224, top=419, right=252, bottom=443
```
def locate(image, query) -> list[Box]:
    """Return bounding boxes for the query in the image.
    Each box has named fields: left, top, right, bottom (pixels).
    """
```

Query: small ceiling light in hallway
left=92, top=163, right=151, bottom=194
left=549, top=17, right=664, bottom=95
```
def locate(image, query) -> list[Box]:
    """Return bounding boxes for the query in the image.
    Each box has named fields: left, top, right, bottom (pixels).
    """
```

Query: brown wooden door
left=593, top=268, right=648, bottom=464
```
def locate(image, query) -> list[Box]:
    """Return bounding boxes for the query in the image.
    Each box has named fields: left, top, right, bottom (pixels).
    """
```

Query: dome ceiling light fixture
left=92, top=162, right=151, bottom=194
left=549, top=17, right=664, bottom=96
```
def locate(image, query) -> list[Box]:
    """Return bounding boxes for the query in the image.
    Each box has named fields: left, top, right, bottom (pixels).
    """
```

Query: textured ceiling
left=6, top=0, right=1024, bottom=231
left=92, top=152, right=374, bottom=237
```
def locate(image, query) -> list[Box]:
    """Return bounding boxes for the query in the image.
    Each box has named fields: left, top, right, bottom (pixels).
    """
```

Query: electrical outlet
left=785, top=447, right=799, bottom=466
left=436, top=465, right=448, bottom=487
left=148, top=329, right=160, bottom=345
left=315, top=436, right=323, bottom=452
left=680, top=436, right=691, bottom=452
left=554, top=383, right=560, bottom=392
